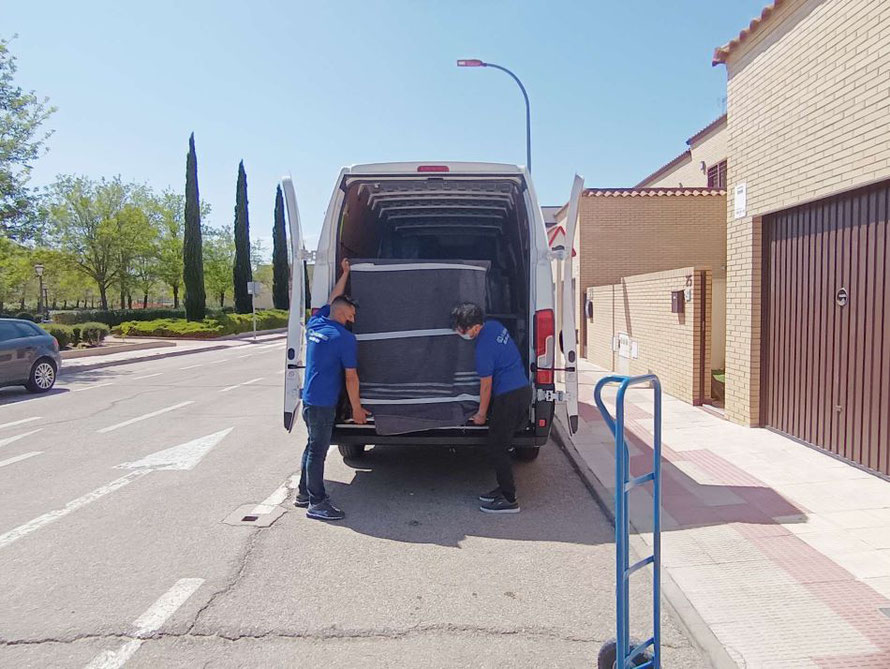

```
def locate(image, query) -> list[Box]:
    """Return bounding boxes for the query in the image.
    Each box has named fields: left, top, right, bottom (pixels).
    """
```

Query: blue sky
left=3, top=1, right=764, bottom=255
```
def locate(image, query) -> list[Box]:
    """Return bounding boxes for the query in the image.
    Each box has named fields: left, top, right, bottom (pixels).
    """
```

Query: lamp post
left=34, top=263, right=46, bottom=321
left=457, top=59, right=532, bottom=173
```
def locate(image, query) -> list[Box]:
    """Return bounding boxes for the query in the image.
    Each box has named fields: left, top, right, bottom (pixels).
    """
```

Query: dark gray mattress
left=349, top=259, right=489, bottom=435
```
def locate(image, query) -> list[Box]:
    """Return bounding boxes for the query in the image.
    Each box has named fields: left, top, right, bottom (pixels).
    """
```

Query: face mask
left=458, top=331, right=474, bottom=341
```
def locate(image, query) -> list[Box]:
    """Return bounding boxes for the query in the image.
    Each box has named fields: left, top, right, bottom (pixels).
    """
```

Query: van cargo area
left=328, top=173, right=548, bottom=448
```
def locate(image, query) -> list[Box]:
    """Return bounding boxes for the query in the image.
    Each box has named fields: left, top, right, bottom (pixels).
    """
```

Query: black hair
left=331, top=295, right=358, bottom=309
left=451, top=302, right=484, bottom=330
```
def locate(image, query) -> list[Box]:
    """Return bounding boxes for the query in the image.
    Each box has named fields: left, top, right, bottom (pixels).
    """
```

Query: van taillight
left=417, top=165, right=450, bottom=173
left=534, top=309, right=554, bottom=385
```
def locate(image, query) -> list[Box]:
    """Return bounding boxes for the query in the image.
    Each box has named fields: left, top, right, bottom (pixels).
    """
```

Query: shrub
left=53, top=309, right=185, bottom=326
left=80, top=322, right=110, bottom=345
left=15, top=312, right=36, bottom=322
left=115, top=309, right=288, bottom=339
left=43, top=324, right=74, bottom=349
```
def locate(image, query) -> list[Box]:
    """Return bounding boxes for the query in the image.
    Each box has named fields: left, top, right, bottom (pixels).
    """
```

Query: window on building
left=707, top=160, right=727, bottom=189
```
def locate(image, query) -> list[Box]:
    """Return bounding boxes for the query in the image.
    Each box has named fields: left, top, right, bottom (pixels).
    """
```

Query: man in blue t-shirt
left=296, top=259, right=369, bottom=521
left=452, top=302, right=531, bottom=514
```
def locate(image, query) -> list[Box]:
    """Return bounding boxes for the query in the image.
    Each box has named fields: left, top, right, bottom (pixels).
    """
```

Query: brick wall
left=585, top=267, right=712, bottom=404
left=721, top=0, right=890, bottom=425
left=642, top=122, right=728, bottom=188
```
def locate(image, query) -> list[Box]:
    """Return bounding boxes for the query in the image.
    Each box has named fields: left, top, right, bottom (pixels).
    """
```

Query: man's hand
left=352, top=405, right=370, bottom=425
left=340, top=258, right=350, bottom=274
left=470, top=412, right=487, bottom=426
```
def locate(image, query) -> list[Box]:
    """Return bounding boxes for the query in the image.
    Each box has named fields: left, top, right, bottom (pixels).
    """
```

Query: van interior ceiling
left=335, top=177, right=532, bottom=363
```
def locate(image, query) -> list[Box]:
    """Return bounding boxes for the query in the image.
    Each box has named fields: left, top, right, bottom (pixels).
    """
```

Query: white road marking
left=132, top=373, right=162, bottom=380
left=251, top=474, right=299, bottom=515
left=179, top=363, right=203, bottom=370
left=219, top=377, right=263, bottom=393
left=116, top=428, right=233, bottom=471
left=0, top=451, right=42, bottom=469
left=98, top=401, right=194, bottom=434
left=85, top=578, right=205, bottom=669
left=234, top=354, right=252, bottom=359
left=0, top=417, right=41, bottom=430
left=72, top=382, right=114, bottom=393
left=0, top=470, right=150, bottom=550
left=0, top=429, right=42, bottom=450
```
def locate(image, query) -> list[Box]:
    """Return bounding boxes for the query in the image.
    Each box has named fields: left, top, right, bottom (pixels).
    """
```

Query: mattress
left=349, top=259, right=489, bottom=435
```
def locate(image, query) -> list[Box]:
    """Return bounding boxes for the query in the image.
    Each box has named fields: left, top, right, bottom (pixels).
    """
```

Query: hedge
left=115, top=309, right=288, bottom=339
left=52, top=307, right=237, bottom=327
left=43, top=324, right=74, bottom=349
left=42, top=322, right=110, bottom=349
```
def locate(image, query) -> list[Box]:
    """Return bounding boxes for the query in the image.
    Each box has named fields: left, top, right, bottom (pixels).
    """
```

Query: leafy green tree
left=0, top=37, right=56, bottom=241
left=203, top=226, right=235, bottom=308
left=113, top=198, right=157, bottom=309
left=183, top=133, right=205, bottom=320
left=271, top=185, right=289, bottom=310
left=232, top=160, right=252, bottom=314
left=148, top=190, right=184, bottom=308
left=45, top=175, right=129, bottom=310
left=0, top=236, right=33, bottom=312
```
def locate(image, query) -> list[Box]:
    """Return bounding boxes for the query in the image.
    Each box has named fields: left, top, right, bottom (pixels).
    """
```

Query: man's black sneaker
left=478, top=488, right=502, bottom=503
left=306, top=499, right=345, bottom=521
left=480, top=496, right=520, bottom=514
left=294, top=492, right=310, bottom=508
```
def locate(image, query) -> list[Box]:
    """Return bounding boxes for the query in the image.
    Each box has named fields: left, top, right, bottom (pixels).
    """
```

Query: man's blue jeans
left=298, top=404, right=337, bottom=506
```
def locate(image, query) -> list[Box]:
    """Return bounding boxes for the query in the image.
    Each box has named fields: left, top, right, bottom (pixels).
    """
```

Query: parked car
left=0, top=318, right=62, bottom=393
left=280, top=162, right=584, bottom=461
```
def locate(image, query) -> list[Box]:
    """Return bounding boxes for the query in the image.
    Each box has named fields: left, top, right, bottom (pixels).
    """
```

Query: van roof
left=346, top=162, right=525, bottom=176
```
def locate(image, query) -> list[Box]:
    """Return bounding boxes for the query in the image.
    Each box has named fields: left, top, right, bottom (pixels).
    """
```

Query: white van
left=281, top=162, right=583, bottom=461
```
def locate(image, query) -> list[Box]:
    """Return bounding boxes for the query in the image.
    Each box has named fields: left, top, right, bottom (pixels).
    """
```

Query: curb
left=115, top=327, right=287, bottom=342
left=551, top=415, right=738, bottom=669
left=61, top=341, right=174, bottom=360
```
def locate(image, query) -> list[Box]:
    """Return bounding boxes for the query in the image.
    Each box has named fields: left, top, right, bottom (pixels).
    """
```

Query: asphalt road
left=0, top=341, right=706, bottom=668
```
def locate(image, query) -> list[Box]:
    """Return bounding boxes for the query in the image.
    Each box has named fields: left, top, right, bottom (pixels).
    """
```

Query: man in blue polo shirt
left=452, top=302, right=531, bottom=514
left=296, top=259, right=369, bottom=521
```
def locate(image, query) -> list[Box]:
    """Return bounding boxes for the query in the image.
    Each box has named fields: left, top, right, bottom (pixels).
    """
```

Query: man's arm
left=328, top=258, right=350, bottom=303
left=345, top=368, right=369, bottom=425
left=471, top=376, right=492, bottom=425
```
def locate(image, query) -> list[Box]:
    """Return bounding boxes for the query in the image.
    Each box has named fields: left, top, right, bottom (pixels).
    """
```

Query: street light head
left=457, top=59, right=485, bottom=67
left=34, top=264, right=44, bottom=277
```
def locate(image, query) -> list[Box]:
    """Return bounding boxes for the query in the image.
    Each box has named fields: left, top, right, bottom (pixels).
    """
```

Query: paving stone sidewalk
left=560, top=359, right=890, bottom=668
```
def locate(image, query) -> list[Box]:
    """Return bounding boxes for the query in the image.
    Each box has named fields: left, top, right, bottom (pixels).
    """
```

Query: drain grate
left=241, top=515, right=259, bottom=522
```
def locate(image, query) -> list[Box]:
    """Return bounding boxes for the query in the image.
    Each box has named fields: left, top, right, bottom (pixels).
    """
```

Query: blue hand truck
left=593, top=374, right=663, bottom=669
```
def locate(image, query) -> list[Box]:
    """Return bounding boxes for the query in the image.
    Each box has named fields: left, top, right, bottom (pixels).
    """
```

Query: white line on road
left=241, top=377, right=263, bottom=386
left=0, top=451, right=42, bottom=469
left=218, top=384, right=240, bottom=393
left=234, top=354, right=252, bottom=359
left=98, top=401, right=194, bottom=434
left=0, top=417, right=41, bottom=430
left=219, top=377, right=264, bottom=393
left=179, top=363, right=203, bottom=370
left=0, top=470, right=150, bottom=550
left=85, top=578, right=205, bottom=669
left=251, top=474, right=300, bottom=515
left=71, top=383, right=115, bottom=393
left=0, top=428, right=42, bottom=450
left=132, top=373, right=162, bottom=380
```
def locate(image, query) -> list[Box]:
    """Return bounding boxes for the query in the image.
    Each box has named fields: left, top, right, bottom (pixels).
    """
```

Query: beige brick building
left=715, top=0, right=890, bottom=475
left=637, top=115, right=727, bottom=189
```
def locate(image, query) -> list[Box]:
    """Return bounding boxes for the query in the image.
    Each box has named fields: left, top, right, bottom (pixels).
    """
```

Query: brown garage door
left=762, top=179, right=890, bottom=476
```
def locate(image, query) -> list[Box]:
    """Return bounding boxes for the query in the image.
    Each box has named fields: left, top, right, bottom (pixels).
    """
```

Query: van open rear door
left=560, top=174, right=584, bottom=433
left=281, top=177, right=306, bottom=432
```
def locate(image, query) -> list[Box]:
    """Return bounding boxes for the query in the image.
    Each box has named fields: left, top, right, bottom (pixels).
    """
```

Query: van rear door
left=560, top=175, right=584, bottom=433
left=281, top=177, right=306, bottom=432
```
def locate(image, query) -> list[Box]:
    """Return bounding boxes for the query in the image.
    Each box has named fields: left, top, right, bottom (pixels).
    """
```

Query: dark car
left=0, top=318, right=62, bottom=393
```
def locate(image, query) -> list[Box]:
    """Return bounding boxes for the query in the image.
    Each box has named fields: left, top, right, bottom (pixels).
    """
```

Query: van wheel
left=511, top=446, right=540, bottom=462
left=26, top=358, right=57, bottom=393
left=339, top=444, right=366, bottom=459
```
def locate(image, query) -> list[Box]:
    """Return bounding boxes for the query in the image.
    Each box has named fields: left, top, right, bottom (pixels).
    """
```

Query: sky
left=2, top=0, right=765, bottom=257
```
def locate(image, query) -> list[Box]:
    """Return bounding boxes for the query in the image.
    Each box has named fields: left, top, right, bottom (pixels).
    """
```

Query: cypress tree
left=233, top=160, right=253, bottom=314
left=272, top=185, right=290, bottom=310
left=183, top=133, right=206, bottom=321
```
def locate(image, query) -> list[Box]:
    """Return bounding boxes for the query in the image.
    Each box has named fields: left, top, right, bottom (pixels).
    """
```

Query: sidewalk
left=61, top=331, right=286, bottom=373
left=559, top=359, right=890, bottom=668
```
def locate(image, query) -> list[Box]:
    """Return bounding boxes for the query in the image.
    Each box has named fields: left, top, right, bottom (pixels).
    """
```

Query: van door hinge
left=537, top=389, right=565, bottom=402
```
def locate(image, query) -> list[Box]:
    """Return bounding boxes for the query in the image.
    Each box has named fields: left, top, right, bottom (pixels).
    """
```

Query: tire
left=511, top=446, right=540, bottom=462
left=597, top=639, right=652, bottom=669
left=26, top=358, right=57, bottom=393
left=338, top=444, right=367, bottom=459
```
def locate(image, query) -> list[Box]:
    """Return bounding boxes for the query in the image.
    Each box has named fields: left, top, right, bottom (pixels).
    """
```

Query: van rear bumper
left=332, top=400, right=555, bottom=448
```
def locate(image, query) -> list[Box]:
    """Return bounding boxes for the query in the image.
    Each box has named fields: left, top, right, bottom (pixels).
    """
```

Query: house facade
left=716, top=0, right=890, bottom=475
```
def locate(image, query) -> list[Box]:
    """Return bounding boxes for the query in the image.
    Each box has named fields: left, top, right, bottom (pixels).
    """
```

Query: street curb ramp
left=551, top=411, right=739, bottom=669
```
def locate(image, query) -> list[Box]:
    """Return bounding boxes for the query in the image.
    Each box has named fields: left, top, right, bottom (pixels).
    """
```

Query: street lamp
left=457, top=59, right=532, bottom=173
left=34, top=264, right=46, bottom=321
